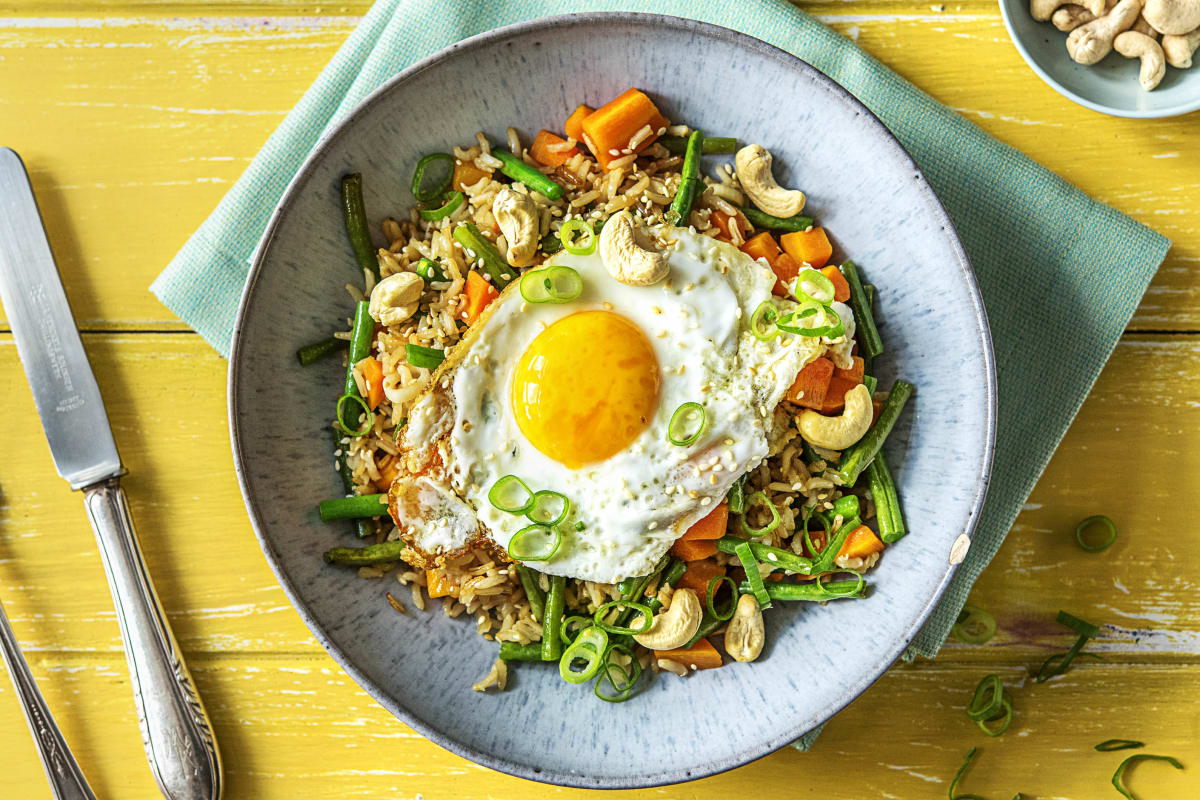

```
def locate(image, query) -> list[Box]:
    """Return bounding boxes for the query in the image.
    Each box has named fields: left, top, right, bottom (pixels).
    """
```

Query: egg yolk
left=511, top=310, right=661, bottom=468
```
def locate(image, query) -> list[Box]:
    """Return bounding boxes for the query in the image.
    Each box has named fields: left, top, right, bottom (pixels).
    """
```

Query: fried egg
left=389, top=223, right=824, bottom=583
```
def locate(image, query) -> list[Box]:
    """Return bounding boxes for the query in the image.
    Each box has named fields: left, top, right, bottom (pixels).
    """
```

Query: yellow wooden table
left=1, top=3, right=1197, bottom=798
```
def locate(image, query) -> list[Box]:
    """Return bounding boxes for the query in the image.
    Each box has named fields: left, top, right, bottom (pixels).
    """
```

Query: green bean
left=615, top=558, right=680, bottom=628
left=296, top=336, right=348, bottom=366
left=739, top=206, right=814, bottom=233
left=541, top=575, right=566, bottom=661
left=739, top=579, right=867, bottom=602
left=492, top=149, right=564, bottom=200
left=832, top=494, right=861, bottom=519
left=499, top=641, right=544, bottom=662
left=335, top=301, right=375, bottom=433
left=318, top=493, right=388, bottom=522
left=835, top=380, right=915, bottom=487
left=683, top=609, right=728, bottom=650
left=323, top=540, right=406, bottom=566
left=658, top=135, right=738, bottom=154
left=341, top=173, right=379, bottom=278
left=842, top=260, right=883, bottom=361
left=715, top=536, right=813, bottom=575
left=667, top=130, right=704, bottom=225
left=662, top=558, right=688, bottom=587
left=539, top=231, right=564, bottom=255
left=453, top=222, right=515, bottom=289
left=863, top=282, right=876, bottom=309
left=868, top=452, right=906, bottom=543
left=414, top=257, right=447, bottom=283
left=514, top=564, right=546, bottom=623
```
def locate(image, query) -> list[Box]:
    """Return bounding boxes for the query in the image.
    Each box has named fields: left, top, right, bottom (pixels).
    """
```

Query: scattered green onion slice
left=734, top=540, right=771, bottom=609
left=727, top=474, right=747, bottom=514
left=335, top=393, right=373, bottom=436
left=406, top=343, right=445, bottom=369
left=948, top=747, right=987, bottom=800
left=1035, top=650, right=1101, bottom=682
left=668, top=402, right=707, bottom=446
left=1075, top=514, right=1117, bottom=553
left=519, top=265, right=584, bottom=304
left=418, top=189, right=464, bottom=221
left=1057, top=610, right=1101, bottom=639
left=558, top=625, right=608, bottom=684
left=559, top=219, right=597, bottom=255
left=411, top=153, right=454, bottom=203
left=976, top=693, right=1014, bottom=737
left=593, top=600, right=653, bottom=635
left=706, top=575, right=737, bottom=621
left=966, top=674, right=1004, bottom=721
left=1111, top=754, right=1184, bottom=800
left=525, top=490, right=570, bottom=526
left=749, top=300, right=781, bottom=341
left=558, top=614, right=591, bottom=646
left=488, top=475, right=534, bottom=514
left=790, top=267, right=836, bottom=305
left=740, top=491, right=781, bottom=536
left=595, top=642, right=642, bottom=703
left=815, top=570, right=864, bottom=598
left=507, top=523, right=562, bottom=562
left=415, top=257, right=448, bottom=283
left=952, top=604, right=998, bottom=645
left=1096, top=739, right=1145, bottom=752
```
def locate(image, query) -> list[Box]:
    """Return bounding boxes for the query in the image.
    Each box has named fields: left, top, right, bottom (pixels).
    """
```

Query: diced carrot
left=872, top=398, right=885, bottom=424
left=780, top=226, right=833, bottom=268
left=655, top=638, right=723, bottom=670
left=452, top=160, right=491, bottom=192
left=708, top=209, right=747, bottom=245
left=820, top=376, right=859, bottom=414
left=785, top=357, right=834, bottom=409
left=676, top=559, right=727, bottom=597
left=766, top=572, right=784, bottom=582
left=803, top=528, right=827, bottom=558
left=564, top=103, right=594, bottom=141
left=426, top=569, right=458, bottom=598
left=670, top=537, right=718, bottom=561
left=836, top=525, right=885, bottom=561
left=463, top=270, right=499, bottom=326
left=833, top=356, right=865, bottom=384
left=679, top=502, right=729, bottom=542
left=740, top=231, right=780, bottom=265
left=374, top=456, right=400, bottom=492
left=580, top=89, right=667, bottom=168
left=360, top=357, right=385, bottom=411
left=821, top=265, right=851, bottom=302
left=771, top=252, right=802, bottom=297
left=529, top=129, right=578, bottom=168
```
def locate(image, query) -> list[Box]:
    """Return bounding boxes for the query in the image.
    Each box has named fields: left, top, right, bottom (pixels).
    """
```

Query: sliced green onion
left=815, top=570, right=865, bottom=598
left=411, top=153, right=454, bottom=203
left=790, top=267, right=835, bottom=304
left=966, top=674, right=1004, bottom=721
left=1035, top=651, right=1101, bottom=683
left=976, top=693, right=1013, bottom=737
left=1096, top=739, right=1145, bottom=752
left=317, top=493, right=388, bottom=522
left=740, top=491, right=781, bottom=536
left=1034, top=611, right=1101, bottom=682
left=948, top=747, right=986, bottom=800
left=734, top=540, right=771, bottom=609
left=594, top=642, right=642, bottom=702
left=415, top=257, right=448, bottom=283
left=297, top=336, right=348, bottom=366
left=487, top=475, right=533, bottom=514
left=776, top=301, right=844, bottom=339
left=559, top=219, right=597, bottom=255
left=492, top=149, right=564, bottom=200
left=593, top=600, right=653, bottom=635
left=749, top=300, right=781, bottom=341
left=335, top=393, right=373, bottom=436
left=418, top=189, right=464, bottom=221
left=952, top=604, right=998, bottom=645
left=811, top=515, right=861, bottom=574
left=507, top=524, right=562, bottom=562
left=526, top=490, right=570, bottom=526
left=519, top=265, right=583, bottom=304
left=668, top=402, right=707, bottom=446
left=559, top=614, right=591, bottom=646
left=727, top=474, right=747, bottom=515
left=405, top=343, right=445, bottom=369
left=1111, top=754, right=1184, bottom=800
left=706, top=575, right=737, bottom=621
left=558, top=626, right=608, bottom=683
left=1057, top=610, right=1101, bottom=639
left=1075, top=514, right=1117, bottom=553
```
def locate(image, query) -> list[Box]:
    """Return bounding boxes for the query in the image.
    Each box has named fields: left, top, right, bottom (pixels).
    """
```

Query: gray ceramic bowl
left=230, top=13, right=996, bottom=788
left=1000, top=0, right=1200, bottom=118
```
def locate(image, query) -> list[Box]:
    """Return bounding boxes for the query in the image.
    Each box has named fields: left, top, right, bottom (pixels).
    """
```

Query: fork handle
left=83, top=478, right=223, bottom=800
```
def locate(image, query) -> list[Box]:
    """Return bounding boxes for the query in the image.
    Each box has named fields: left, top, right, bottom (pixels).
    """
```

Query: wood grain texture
left=0, top=4, right=1197, bottom=798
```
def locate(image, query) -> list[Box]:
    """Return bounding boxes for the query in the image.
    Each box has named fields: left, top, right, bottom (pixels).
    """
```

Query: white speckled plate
left=229, top=14, right=996, bottom=788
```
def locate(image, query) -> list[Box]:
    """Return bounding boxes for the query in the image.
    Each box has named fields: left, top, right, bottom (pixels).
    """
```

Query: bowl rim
left=997, top=0, right=1200, bottom=119
left=229, top=11, right=998, bottom=788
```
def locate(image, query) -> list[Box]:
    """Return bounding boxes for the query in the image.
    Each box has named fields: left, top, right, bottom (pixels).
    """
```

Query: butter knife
left=0, top=147, right=222, bottom=800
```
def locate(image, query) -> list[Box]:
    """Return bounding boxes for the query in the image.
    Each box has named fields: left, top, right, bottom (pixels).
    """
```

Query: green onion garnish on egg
left=519, top=265, right=584, bottom=304
left=507, top=523, right=562, bottom=562
left=749, top=300, right=781, bottom=341
left=488, top=474, right=534, bottom=514
left=668, top=402, right=707, bottom=446
left=526, top=490, right=571, bottom=526
left=789, top=267, right=836, bottom=305
left=776, top=301, right=845, bottom=339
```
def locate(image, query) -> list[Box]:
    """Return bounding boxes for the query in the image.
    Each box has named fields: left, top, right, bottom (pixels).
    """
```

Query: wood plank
left=0, top=654, right=1194, bottom=799
left=0, top=12, right=1194, bottom=330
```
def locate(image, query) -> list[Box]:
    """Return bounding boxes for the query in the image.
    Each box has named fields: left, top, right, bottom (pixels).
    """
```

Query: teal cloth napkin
left=151, top=0, right=1169, bottom=751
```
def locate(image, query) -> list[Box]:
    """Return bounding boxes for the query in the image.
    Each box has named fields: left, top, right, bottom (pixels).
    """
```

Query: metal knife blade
left=0, top=147, right=122, bottom=489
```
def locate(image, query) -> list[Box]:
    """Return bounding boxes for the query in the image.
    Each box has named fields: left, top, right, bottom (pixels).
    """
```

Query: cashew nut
left=724, top=594, right=765, bottom=663
left=1144, top=0, right=1200, bottom=33
left=599, top=210, right=669, bottom=286
left=797, top=383, right=873, bottom=451
left=1115, top=30, right=1168, bottom=88
left=1067, top=0, right=1143, bottom=64
left=1033, top=0, right=1107, bottom=21
left=633, top=587, right=702, bottom=650
left=1053, top=4, right=1099, bottom=30
left=492, top=186, right=539, bottom=267
left=734, top=144, right=806, bottom=218
left=1163, top=27, right=1200, bottom=65
left=368, top=271, right=423, bottom=327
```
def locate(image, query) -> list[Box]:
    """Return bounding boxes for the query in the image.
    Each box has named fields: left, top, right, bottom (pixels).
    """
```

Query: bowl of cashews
left=1000, top=0, right=1200, bottom=116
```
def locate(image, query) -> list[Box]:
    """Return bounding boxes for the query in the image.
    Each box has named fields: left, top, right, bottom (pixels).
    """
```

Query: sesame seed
left=684, top=282, right=695, bottom=291
left=767, top=553, right=778, bottom=562
left=603, top=301, right=614, bottom=311
left=648, top=521, right=658, bottom=530
left=700, top=497, right=712, bottom=506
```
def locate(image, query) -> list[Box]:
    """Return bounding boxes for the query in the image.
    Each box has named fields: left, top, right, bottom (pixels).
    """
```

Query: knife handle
left=83, top=478, right=223, bottom=800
